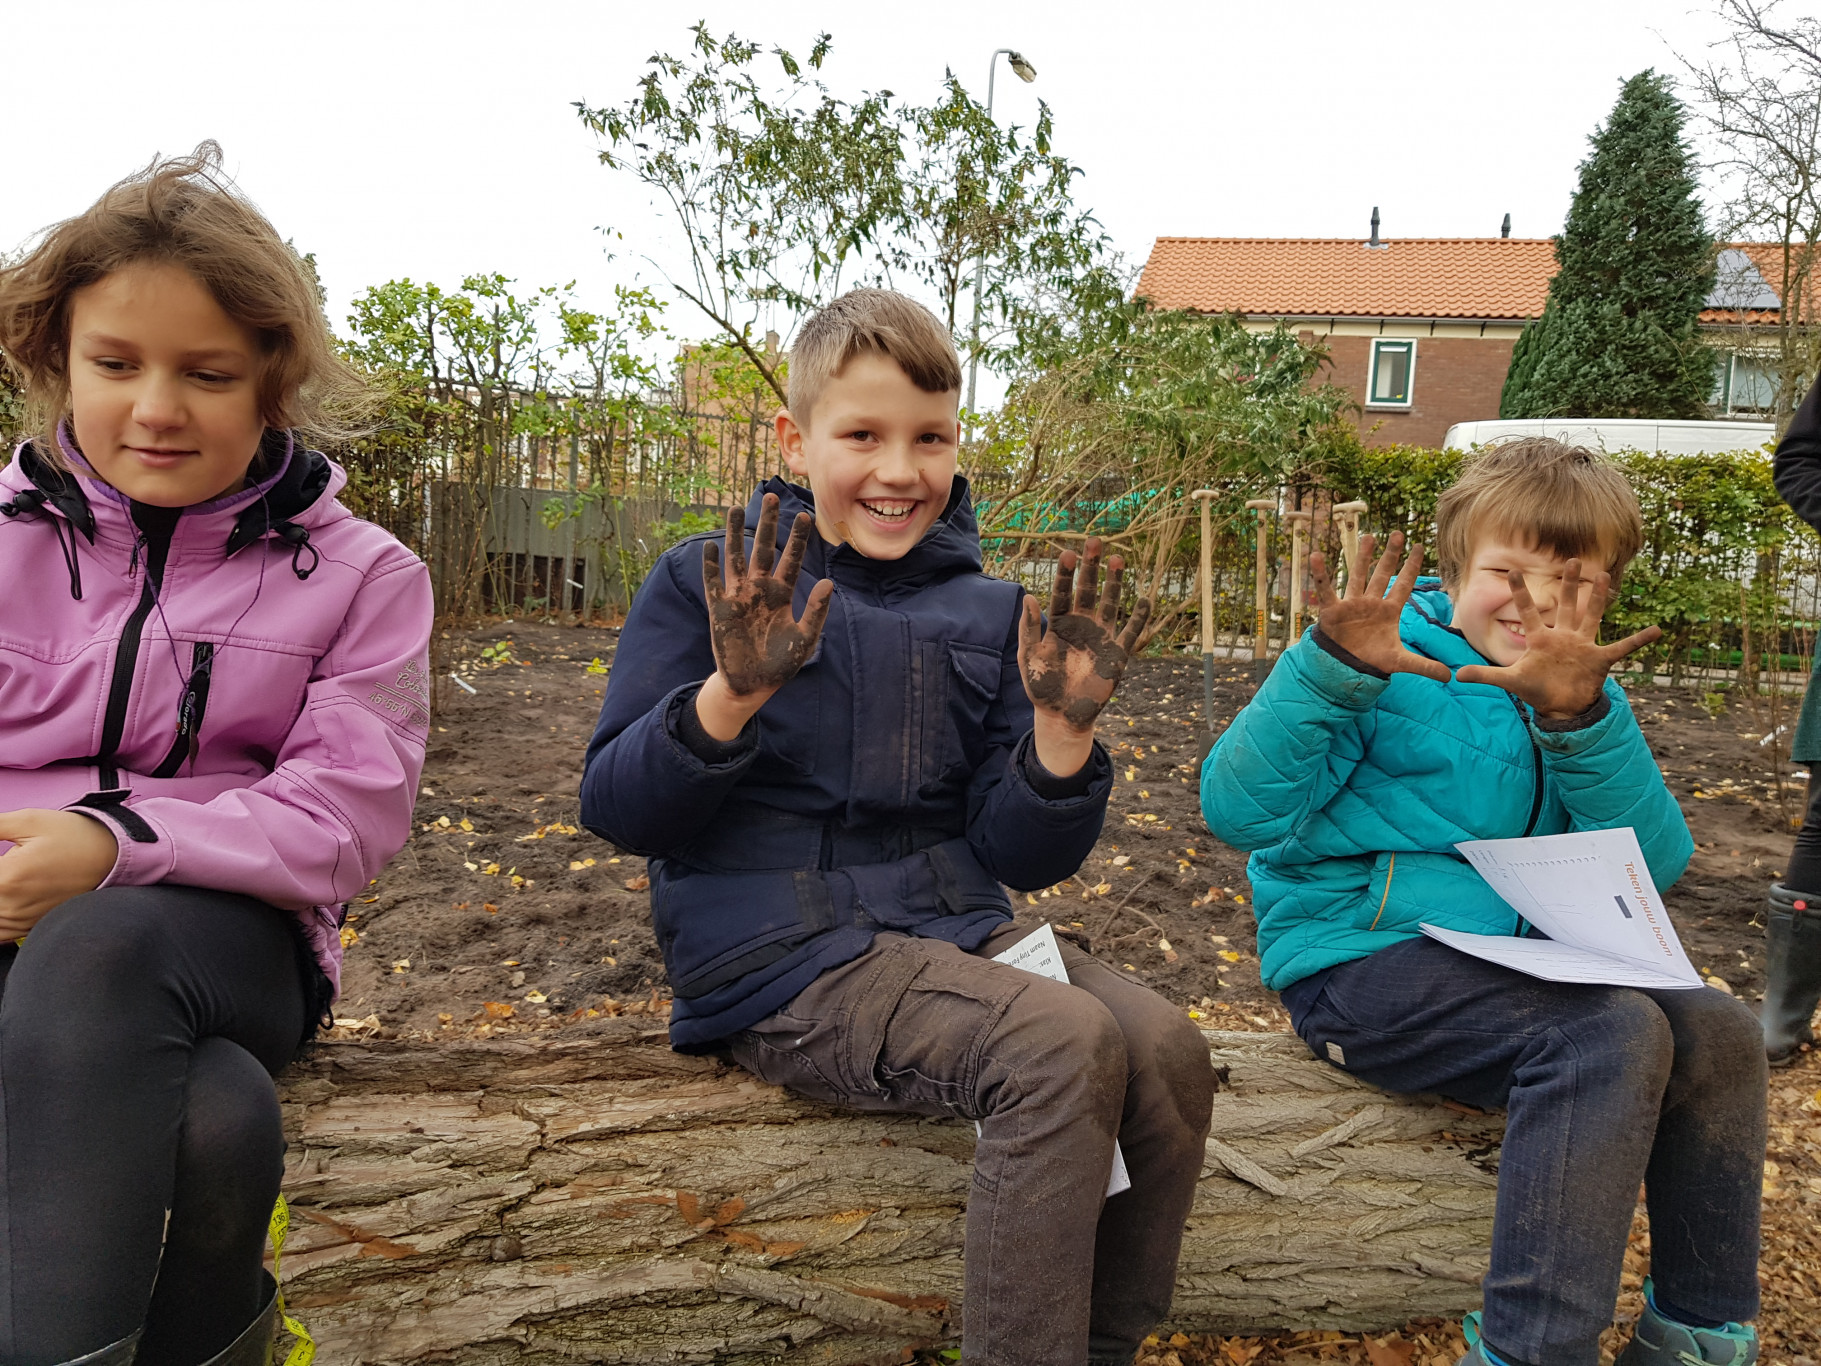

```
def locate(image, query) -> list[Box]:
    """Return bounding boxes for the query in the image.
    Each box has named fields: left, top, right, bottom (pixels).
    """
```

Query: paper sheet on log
left=988, top=923, right=1132, bottom=1196
left=1421, top=827, right=1704, bottom=990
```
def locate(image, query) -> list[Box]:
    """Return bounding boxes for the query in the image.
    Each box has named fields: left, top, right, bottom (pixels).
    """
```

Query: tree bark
left=275, top=1025, right=1501, bottom=1363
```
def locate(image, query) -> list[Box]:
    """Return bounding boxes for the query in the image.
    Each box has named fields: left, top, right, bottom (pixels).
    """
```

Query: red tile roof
left=1136, top=237, right=1556, bottom=321
left=1137, top=236, right=1807, bottom=324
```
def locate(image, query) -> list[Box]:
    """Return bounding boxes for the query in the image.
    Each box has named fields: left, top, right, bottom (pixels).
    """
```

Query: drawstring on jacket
left=274, top=523, right=319, bottom=581
left=2, top=487, right=85, bottom=600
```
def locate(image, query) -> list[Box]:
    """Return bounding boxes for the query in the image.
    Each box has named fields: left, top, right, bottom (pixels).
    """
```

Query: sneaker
left=1456, top=1312, right=1503, bottom=1366
left=1616, top=1278, right=1758, bottom=1366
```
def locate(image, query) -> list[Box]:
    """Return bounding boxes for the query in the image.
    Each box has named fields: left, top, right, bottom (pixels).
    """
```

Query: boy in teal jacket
left=1203, top=441, right=1766, bottom=1366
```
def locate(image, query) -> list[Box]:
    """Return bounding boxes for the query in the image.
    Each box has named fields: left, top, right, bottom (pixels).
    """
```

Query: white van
left=1442, top=417, right=1775, bottom=455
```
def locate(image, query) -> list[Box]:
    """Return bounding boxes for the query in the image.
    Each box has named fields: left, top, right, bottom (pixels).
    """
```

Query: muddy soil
left=342, top=621, right=1794, bottom=1033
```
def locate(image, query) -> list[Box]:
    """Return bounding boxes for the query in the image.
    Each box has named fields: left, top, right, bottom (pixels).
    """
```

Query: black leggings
left=0, top=886, right=313, bottom=1365
left=1786, top=770, right=1821, bottom=892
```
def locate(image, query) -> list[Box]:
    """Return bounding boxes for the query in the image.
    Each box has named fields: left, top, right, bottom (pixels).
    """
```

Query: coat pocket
left=918, top=641, right=1002, bottom=797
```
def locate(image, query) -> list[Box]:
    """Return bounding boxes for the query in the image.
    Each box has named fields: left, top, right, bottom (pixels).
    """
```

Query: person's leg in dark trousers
left=1288, top=937, right=1764, bottom=1366
left=729, top=930, right=1215, bottom=1366
left=1013, top=930, right=1216, bottom=1365
left=0, top=885, right=310, bottom=1365
left=136, top=1036, right=288, bottom=1366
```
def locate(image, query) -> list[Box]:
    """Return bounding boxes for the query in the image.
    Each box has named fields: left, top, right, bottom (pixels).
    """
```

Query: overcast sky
left=4, top=0, right=1749, bottom=381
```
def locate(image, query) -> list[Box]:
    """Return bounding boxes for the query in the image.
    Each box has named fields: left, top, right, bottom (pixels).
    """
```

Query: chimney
left=1501, top=213, right=1511, bottom=239
left=1368, top=206, right=1381, bottom=248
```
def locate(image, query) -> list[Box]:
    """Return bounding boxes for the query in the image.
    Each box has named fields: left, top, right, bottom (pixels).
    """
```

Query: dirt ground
left=337, top=619, right=1821, bottom=1364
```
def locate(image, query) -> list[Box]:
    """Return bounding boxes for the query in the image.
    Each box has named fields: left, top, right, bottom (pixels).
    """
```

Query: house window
left=1367, top=339, right=1415, bottom=407
left=1711, top=350, right=1779, bottom=415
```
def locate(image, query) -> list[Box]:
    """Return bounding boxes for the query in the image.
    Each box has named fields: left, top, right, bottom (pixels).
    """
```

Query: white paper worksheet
left=988, top=923, right=1133, bottom=1196
left=1421, top=828, right=1705, bottom=990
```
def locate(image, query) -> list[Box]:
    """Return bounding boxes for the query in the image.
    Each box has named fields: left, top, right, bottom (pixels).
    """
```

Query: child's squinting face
left=1453, top=537, right=1607, bottom=666
left=779, top=352, right=958, bottom=560
left=67, top=262, right=265, bottom=508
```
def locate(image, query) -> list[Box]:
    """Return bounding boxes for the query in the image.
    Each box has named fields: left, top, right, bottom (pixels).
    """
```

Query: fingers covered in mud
left=1020, top=538, right=1150, bottom=734
left=702, top=494, right=832, bottom=699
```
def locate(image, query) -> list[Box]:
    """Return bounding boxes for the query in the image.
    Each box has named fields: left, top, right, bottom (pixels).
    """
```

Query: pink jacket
left=0, top=430, right=432, bottom=999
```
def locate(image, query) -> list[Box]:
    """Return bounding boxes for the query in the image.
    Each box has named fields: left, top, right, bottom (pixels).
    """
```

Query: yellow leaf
left=1112, top=855, right=1132, bottom=867
left=463, top=861, right=478, bottom=872
left=436, top=815, right=451, bottom=828
left=481, top=862, right=501, bottom=875
left=459, top=818, right=474, bottom=832
left=339, top=926, right=359, bottom=949
left=524, top=989, right=547, bottom=1003
left=1218, top=950, right=1241, bottom=963
left=1140, top=790, right=1150, bottom=799
left=390, top=958, right=410, bottom=974
left=570, top=860, right=586, bottom=871
left=1125, top=767, right=1137, bottom=781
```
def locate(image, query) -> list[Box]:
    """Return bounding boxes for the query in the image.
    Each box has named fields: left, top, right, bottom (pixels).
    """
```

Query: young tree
left=1683, top=0, right=1821, bottom=434
left=1501, top=70, right=1717, bottom=419
left=576, top=26, right=1109, bottom=419
left=574, top=26, right=903, bottom=406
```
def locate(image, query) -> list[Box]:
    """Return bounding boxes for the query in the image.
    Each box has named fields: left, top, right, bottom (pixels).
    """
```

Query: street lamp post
left=963, top=47, right=1036, bottom=442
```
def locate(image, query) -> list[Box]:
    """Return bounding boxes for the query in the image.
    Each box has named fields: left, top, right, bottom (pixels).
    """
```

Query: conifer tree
left=1501, top=70, right=1716, bottom=419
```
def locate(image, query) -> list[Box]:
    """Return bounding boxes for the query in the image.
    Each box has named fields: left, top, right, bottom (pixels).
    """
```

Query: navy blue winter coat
left=580, top=476, right=1114, bottom=1049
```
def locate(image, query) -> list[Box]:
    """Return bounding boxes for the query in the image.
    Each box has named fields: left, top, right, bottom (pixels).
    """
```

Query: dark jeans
left=1282, top=937, right=1766, bottom=1366
left=1783, top=768, right=1821, bottom=890
left=729, top=925, right=1217, bottom=1366
left=0, top=886, right=313, bottom=1366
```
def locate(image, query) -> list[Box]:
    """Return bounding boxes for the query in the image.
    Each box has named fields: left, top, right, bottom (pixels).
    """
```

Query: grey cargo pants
left=728, top=924, right=1217, bottom=1366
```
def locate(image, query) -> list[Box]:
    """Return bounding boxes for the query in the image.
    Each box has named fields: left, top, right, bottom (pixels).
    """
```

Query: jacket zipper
left=149, top=641, right=214, bottom=779
left=1513, top=692, right=1544, bottom=937
left=94, top=507, right=180, bottom=791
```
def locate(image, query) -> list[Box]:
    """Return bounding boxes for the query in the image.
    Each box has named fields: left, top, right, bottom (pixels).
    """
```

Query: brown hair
left=1435, top=437, right=1644, bottom=587
left=787, top=288, right=960, bottom=426
left=0, top=141, right=372, bottom=455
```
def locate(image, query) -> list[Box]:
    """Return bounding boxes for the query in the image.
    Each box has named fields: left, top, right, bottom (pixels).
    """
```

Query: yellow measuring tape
left=266, top=1196, right=317, bottom=1366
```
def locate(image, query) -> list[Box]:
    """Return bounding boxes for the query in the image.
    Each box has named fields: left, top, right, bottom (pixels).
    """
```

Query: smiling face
left=66, top=262, right=265, bottom=507
left=1453, top=536, right=1609, bottom=665
left=777, top=351, right=959, bottom=560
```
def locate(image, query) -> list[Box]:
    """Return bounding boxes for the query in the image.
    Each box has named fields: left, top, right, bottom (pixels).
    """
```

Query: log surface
left=276, top=1025, right=1503, bottom=1364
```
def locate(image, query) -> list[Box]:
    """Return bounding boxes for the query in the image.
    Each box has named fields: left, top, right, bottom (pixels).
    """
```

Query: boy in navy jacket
left=582, top=289, right=1215, bottom=1366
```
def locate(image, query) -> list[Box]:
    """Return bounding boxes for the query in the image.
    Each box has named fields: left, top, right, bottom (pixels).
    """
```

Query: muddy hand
left=701, top=494, right=833, bottom=698
left=1308, top=531, right=1449, bottom=682
left=1454, top=560, right=1661, bottom=718
left=1017, top=538, right=1152, bottom=733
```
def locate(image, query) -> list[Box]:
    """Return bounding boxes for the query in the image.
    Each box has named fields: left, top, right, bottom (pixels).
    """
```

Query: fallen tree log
left=274, top=1024, right=1503, bottom=1364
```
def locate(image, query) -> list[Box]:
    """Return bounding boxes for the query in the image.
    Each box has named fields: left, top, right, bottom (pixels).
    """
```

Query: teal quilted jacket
left=1201, top=582, right=1693, bottom=991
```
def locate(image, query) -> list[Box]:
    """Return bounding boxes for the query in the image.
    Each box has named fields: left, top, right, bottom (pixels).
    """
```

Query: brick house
left=1136, top=234, right=1806, bottom=446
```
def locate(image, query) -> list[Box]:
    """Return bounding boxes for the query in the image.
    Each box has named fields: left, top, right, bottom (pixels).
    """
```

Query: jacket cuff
left=675, top=685, right=759, bottom=764
left=1311, top=623, right=1390, bottom=680
left=1011, top=733, right=1111, bottom=808
left=1531, top=691, right=1612, bottom=733
left=1287, top=628, right=1395, bottom=711
left=1019, top=741, right=1096, bottom=800
left=67, top=800, right=175, bottom=888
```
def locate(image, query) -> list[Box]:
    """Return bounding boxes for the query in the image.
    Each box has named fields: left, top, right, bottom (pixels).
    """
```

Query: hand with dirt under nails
left=694, top=494, right=834, bottom=742
left=1453, top=559, right=1661, bottom=719
left=1308, top=532, right=1451, bottom=683
left=1017, top=538, right=1152, bottom=778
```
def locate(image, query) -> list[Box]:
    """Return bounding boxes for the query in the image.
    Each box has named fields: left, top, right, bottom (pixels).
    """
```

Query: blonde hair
left=1436, top=438, right=1644, bottom=588
left=787, top=288, right=960, bottom=426
left=0, top=141, right=372, bottom=456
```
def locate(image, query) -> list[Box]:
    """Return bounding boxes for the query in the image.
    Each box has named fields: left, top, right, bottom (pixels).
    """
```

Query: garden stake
left=1193, top=489, right=1218, bottom=769
left=1334, top=500, right=1368, bottom=588
left=1284, top=506, right=1313, bottom=646
left=1245, top=498, right=1276, bottom=683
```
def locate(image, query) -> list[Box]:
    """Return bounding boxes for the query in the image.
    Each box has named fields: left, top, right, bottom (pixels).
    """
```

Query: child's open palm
left=1309, top=532, right=1450, bottom=682
left=1454, top=561, right=1661, bottom=718
left=1018, top=539, right=1151, bottom=732
left=701, top=494, right=834, bottom=699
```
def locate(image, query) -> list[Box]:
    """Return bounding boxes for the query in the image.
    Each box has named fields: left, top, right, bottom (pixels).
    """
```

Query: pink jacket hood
left=0, top=430, right=433, bottom=1001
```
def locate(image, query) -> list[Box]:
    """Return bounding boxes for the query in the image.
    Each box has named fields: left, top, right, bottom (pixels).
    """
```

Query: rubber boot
left=1762, top=884, right=1821, bottom=1065
left=56, top=1331, right=142, bottom=1366
left=195, top=1272, right=278, bottom=1366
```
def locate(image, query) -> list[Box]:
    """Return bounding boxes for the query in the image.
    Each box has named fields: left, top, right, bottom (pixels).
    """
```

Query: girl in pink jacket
left=0, top=144, right=431, bottom=1366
